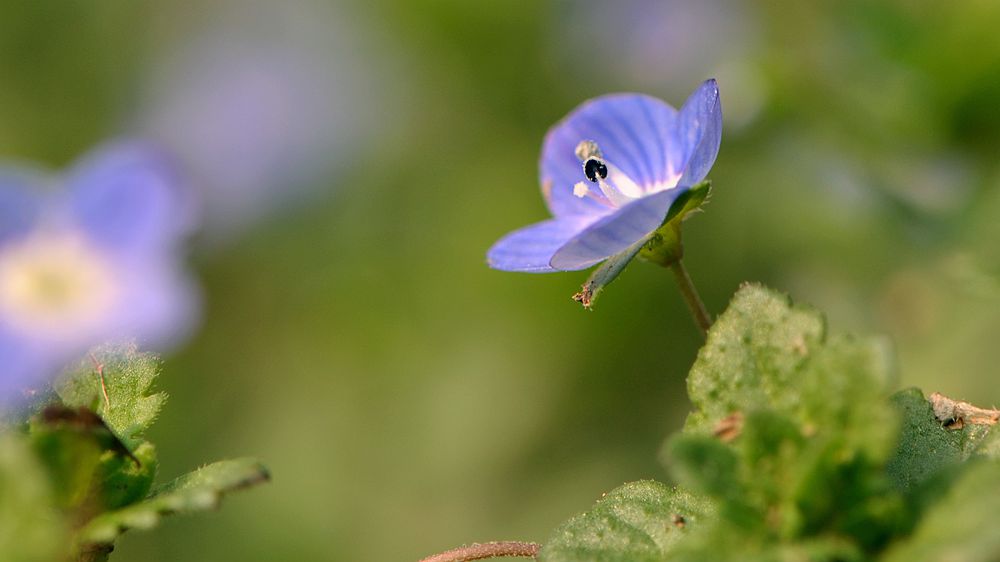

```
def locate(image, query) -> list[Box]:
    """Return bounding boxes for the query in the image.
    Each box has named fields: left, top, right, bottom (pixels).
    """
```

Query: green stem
left=669, top=260, right=712, bottom=337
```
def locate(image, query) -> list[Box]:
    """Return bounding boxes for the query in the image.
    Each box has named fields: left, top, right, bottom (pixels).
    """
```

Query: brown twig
left=930, top=392, right=999, bottom=429
left=418, top=541, right=540, bottom=562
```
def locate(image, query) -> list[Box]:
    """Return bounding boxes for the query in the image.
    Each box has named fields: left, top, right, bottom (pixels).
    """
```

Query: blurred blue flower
left=0, top=142, right=199, bottom=404
left=554, top=0, right=763, bottom=129
left=488, top=80, right=722, bottom=272
left=137, top=0, right=385, bottom=242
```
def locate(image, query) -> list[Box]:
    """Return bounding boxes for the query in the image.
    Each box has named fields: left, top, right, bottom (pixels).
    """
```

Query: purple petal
left=540, top=94, right=679, bottom=217
left=0, top=328, right=37, bottom=406
left=67, top=140, right=195, bottom=255
left=675, top=79, right=722, bottom=187
left=550, top=188, right=686, bottom=270
left=0, top=324, right=75, bottom=408
left=0, top=169, right=46, bottom=246
left=488, top=216, right=598, bottom=272
left=106, top=256, right=201, bottom=350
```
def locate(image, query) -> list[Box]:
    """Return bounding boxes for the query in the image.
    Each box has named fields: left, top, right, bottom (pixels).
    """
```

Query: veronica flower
left=137, top=0, right=380, bottom=241
left=487, top=80, right=722, bottom=273
left=0, top=142, right=198, bottom=405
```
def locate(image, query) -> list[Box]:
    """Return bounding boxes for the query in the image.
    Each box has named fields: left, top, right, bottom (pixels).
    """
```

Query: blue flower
left=0, top=141, right=199, bottom=404
left=137, top=0, right=382, bottom=241
left=487, top=80, right=721, bottom=272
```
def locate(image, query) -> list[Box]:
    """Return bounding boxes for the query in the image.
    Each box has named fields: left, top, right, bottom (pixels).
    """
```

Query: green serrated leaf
left=684, top=284, right=896, bottom=455
left=0, top=431, right=69, bottom=562
left=77, top=458, right=270, bottom=546
left=55, top=343, right=167, bottom=449
left=538, top=480, right=714, bottom=562
left=885, top=388, right=994, bottom=491
left=661, top=285, right=909, bottom=554
left=881, top=460, right=1000, bottom=562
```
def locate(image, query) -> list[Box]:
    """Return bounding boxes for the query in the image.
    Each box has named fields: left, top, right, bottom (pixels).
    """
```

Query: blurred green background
left=2, top=0, right=999, bottom=560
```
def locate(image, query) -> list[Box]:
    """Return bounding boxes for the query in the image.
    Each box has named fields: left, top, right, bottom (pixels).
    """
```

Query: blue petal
left=540, top=94, right=679, bottom=217
left=0, top=325, right=61, bottom=408
left=550, top=188, right=686, bottom=270
left=67, top=140, right=194, bottom=255
left=675, top=79, right=723, bottom=187
left=0, top=328, right=31, bottom=405
left=0, top=169, right=46, bottom=245
left=487, top=216, right=597, bottom=272
left=103, top=256, right=201, bottom=350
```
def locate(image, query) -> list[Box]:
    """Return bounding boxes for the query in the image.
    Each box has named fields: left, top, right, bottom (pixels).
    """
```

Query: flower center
left=572, top=140, right=647, bottom=208
left=0, top=231, right=119, bottom=339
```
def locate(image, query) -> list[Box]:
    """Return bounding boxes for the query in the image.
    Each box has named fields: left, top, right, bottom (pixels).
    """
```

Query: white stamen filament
left=594, top=176, right=632, bottom=207
left=573, top=181, right=615, bottom=207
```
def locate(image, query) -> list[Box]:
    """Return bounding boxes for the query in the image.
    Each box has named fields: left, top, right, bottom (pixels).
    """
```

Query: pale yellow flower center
left=0, top=231, right=118, bottom=338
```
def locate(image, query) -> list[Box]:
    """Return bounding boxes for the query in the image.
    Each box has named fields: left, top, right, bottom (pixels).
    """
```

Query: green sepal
left=639, top=180, right=711, bottom=268
left=573, top=233, right=653, bottom=309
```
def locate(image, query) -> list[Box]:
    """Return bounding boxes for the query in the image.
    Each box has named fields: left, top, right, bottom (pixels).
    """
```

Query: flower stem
left=669, top=260, right=712, bottom=337
left=418, top=541, right=541, bottom=562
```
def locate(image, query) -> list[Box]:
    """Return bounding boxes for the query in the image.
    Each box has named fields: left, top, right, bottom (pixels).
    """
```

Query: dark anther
left=584, top=158, right=608, bottom=183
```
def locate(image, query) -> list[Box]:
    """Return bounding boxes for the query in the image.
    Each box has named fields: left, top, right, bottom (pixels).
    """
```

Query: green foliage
left=539, top=480, right=714, bottom=562
left=0, top=345, right=268, bottom=562
left=55, top=343, right=166, bottom=450
left=79, top=458, right=270, bottom=546
left=881, top=460, right=1000, bottom=562
left=683, top=284, right=895, bottom=443
left=540, top=284, right=1000, bottom=561
left=0, top=433, right=68, bottom=562
left=29, top=421, right=106, bottom=510
left=885, top=388, right=994, bottom=490
left=664, top=285, right=908, bottom=556
left=95, top=443, right=158, bottom=511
